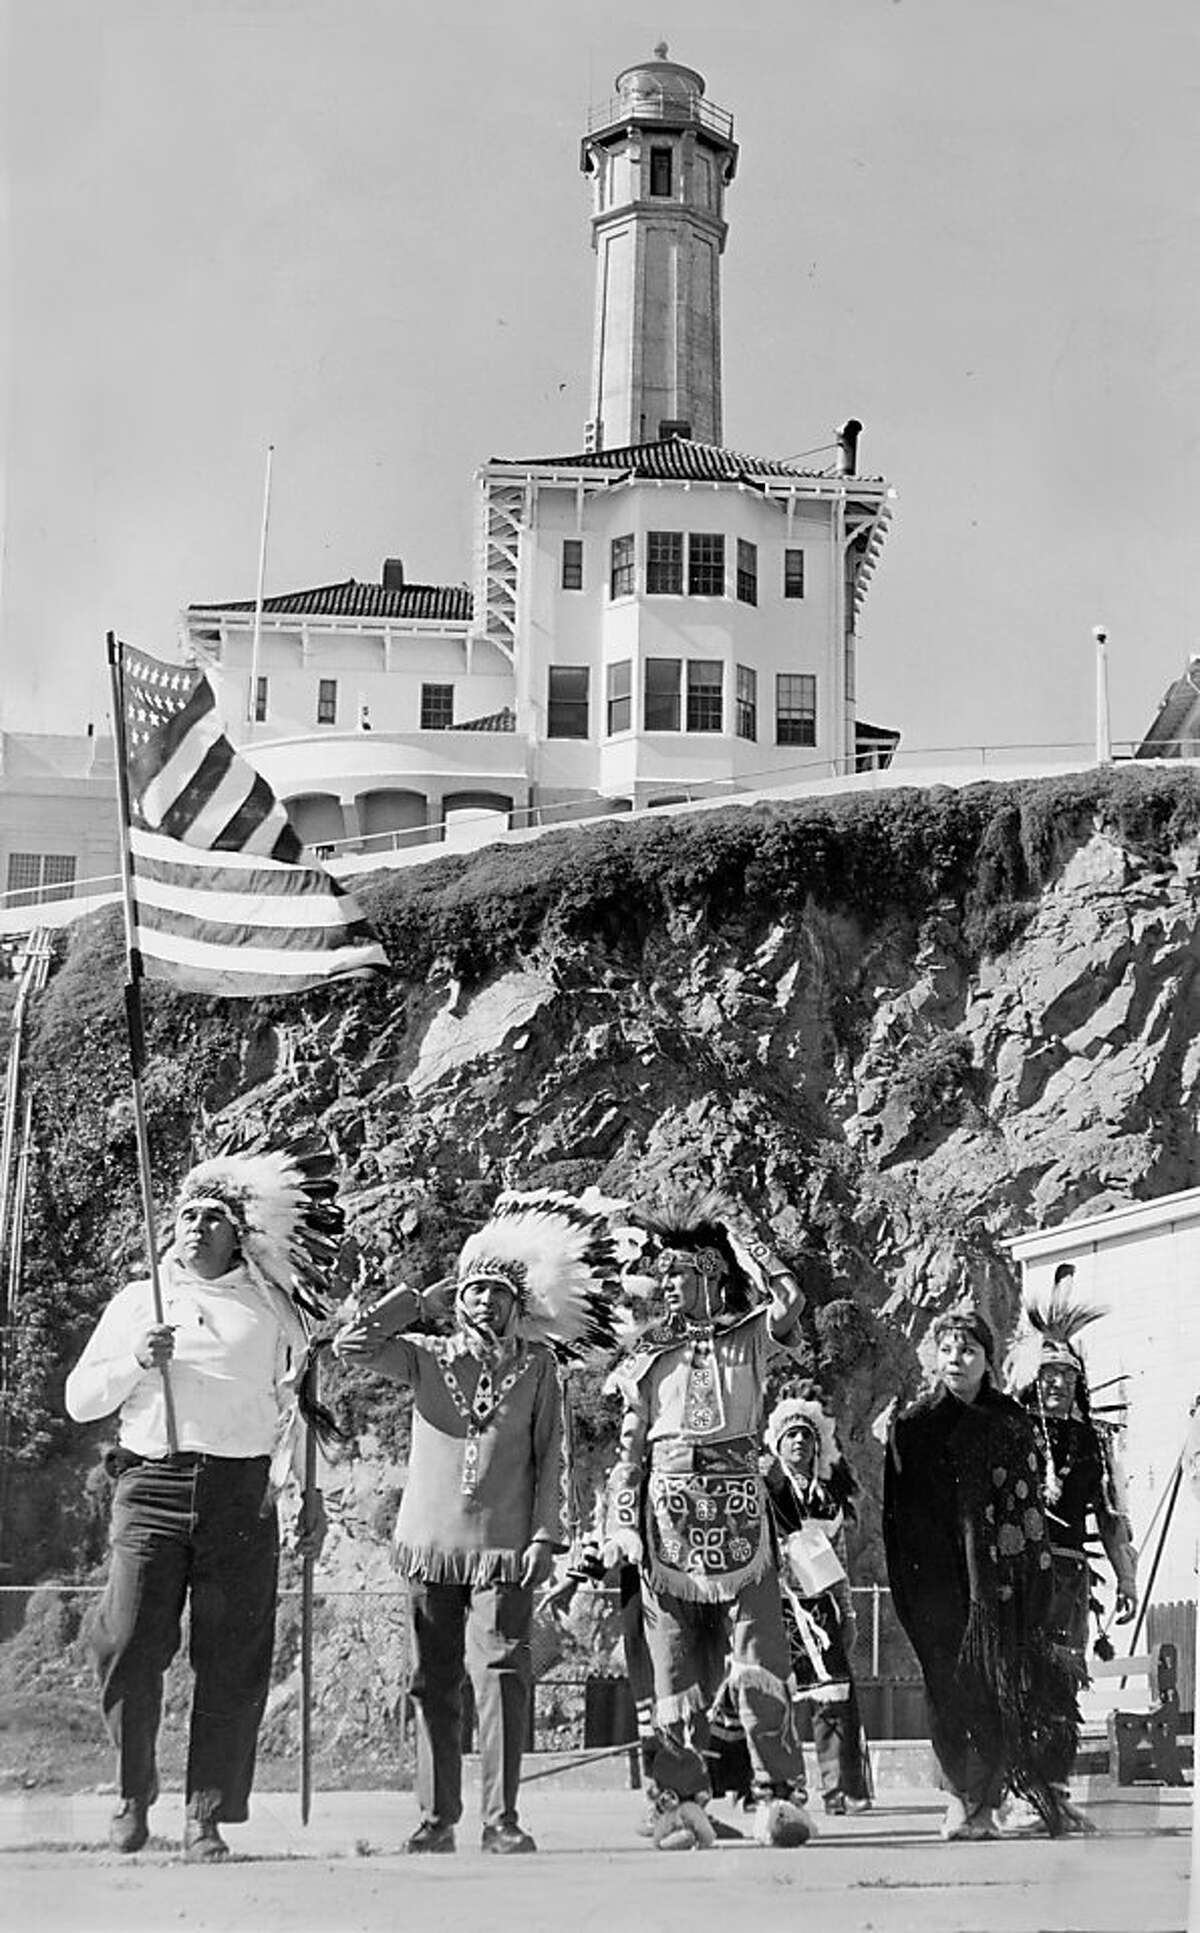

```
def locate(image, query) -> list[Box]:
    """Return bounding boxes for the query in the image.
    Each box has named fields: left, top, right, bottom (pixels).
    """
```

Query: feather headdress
left=765, top=1395, right=839, bottom=1483
left=455, top=1189, right=623, bottom=1357
left=614, top=1182, right=761, bottom=1337
left=1004, top=1285, right=1107, bottom=1397
left=175, top=1133, right=346, bottom=1455
left=176, top=1135, right=344, bottom=1334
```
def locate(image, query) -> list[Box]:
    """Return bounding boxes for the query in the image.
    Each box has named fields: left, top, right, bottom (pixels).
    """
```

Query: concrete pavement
left=0, top=1777, right=1189, bottom=1933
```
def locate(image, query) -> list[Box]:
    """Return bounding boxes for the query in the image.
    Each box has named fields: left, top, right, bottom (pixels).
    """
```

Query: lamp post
left=1093, top=625, right=1111, bottom=764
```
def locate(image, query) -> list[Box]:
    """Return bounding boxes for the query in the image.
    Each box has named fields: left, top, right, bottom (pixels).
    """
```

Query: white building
left=0, top=732, right=119, bottom=913
left=1009, top=1196, right=1200, bottom=1606
left=182, top=45, right=894, bottom=855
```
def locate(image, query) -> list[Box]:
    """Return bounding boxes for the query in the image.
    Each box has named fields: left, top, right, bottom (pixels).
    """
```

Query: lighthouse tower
left=580, top=44, right=738, bottom=451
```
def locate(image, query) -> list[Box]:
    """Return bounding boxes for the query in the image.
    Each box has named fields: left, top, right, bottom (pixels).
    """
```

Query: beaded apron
left=645, top=1438, right=771, bottom=1604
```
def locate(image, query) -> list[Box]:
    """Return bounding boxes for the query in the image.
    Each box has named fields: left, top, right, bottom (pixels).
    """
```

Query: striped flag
left=116, top=642, right=388, bottom=996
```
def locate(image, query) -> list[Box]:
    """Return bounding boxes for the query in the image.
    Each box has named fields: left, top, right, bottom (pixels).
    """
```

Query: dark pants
left=812, top=1685, right=869, bottom=1801
left=407, top=1578, right=533, bottom=1831
left=90, top=1455, right=278, bottom=1822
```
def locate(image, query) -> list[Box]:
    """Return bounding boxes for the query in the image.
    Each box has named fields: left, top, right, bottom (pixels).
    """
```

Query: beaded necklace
left=439, top=1343, right=534, bottom=1495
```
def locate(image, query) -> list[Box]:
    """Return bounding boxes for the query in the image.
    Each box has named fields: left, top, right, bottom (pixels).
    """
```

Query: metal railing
left=0, top=739, right=1186, bottom=923
left=0, top=1580, right=906, bottom=1677
left=300, top=739, right=1159, bottom=864
left=586, top=92, right=735, bottom=142
left=0, top=875, right=120, bottom=915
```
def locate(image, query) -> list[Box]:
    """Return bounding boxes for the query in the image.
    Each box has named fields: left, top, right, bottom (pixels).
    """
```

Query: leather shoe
left=183, top=1816, right=229, bottom=1862
left=405, top=1819, right=456, bottom=1854
left=481, top=1821, right=537, bottom=1854
left=108, top=1799, right=149, bottom=1853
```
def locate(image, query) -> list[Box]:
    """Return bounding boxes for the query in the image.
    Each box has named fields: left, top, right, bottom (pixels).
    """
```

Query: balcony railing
left=586, top=91, right=734, bottom=142
left=0, top=741, right=1186, bottom=931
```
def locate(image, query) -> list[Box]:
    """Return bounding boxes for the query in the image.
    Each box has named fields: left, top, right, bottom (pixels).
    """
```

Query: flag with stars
left=116, top=641, right=388, bottom=997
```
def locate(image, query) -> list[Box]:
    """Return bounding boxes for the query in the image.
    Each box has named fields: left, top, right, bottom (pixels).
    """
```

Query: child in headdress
left=762, top=1388, right=872, bottom=1815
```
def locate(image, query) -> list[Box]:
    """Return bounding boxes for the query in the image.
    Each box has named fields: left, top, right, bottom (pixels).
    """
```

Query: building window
left=316, top=678, right=338, bottom=725
left=610, top=533, right=635, bottom=599
left=736, top=539, right=758, bottom=606
left=421, top=683, right=454, bottom=730
left=736, top=665, right=757, bottom=741
left=547, top=666, right=589, bottom=739
left=687, top=660, right=723, bottom=733
left=658, top=419, right=691, bottom=442
left=254, top=675, right=268, bottom=723
left=607, top=659, right=632, bottom=735
left=776, top=673, right=817, bottom=746
left=649, top=146, right=673, bottom=197
left=645, top=657, right=681, bottom=731
left=647, top=530, right=683, bottom=595
left=784, top=548, right=805, bottom=599
left=688, top=532, right=725, bottom=597
left=6, top=852, right=76, bottom=907
left=561, top=539, right=583, bottom=591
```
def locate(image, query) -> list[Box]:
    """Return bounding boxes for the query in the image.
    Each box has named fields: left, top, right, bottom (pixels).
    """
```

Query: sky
left=3, top=0, right=1198, bottom=761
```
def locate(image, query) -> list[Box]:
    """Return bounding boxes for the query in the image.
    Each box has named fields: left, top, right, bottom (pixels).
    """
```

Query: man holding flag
left=60, top=635, right=382, bottom=1856
left=66, top=1145, right=340, bottom=1859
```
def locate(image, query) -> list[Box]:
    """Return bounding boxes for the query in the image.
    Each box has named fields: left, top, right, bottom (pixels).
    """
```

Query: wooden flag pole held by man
left=104, top=628, right=383, bottom=1819
left=300, top=1382, right=319, bottom=1826
left=105, top=632, right=179, bottom=1452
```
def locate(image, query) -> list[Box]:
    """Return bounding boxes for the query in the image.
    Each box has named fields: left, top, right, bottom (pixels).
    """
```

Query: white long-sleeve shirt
left=65, top=1259, right=292, bottom=1459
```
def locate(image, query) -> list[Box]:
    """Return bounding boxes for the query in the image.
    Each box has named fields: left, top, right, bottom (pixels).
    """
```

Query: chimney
left=382, top=557, right=405, bottom=591
left=835, top=419, right=862, bottom=477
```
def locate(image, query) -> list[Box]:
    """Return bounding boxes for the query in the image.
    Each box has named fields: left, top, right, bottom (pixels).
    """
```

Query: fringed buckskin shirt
left=367, top=1299, right=564, bottom=1586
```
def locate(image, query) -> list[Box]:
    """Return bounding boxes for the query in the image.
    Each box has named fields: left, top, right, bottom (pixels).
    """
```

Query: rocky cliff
left=12, top=765, right=1200, bottom=1593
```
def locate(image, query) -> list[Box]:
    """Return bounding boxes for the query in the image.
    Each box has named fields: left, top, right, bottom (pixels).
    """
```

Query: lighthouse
left=182, top=44, right=895, bottom=852
left=580, top=43, right=739, bottom=451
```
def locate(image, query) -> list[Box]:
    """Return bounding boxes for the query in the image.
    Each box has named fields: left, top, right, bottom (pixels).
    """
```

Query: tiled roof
left=490, top=435, right=884, bottom=485
left=189, top=580, right=473, bottom=622
left=449, top=706, right=516, bottom=733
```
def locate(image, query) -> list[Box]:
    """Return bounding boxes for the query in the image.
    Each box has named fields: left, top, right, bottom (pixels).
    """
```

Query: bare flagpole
left=247, top=444, right=275, bottom=736
left=105, top=633, right=179, bottom=1453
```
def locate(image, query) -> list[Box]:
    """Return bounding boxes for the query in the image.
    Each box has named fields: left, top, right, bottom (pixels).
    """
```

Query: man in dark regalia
left=1005, top=1271, right=1138, bottom=1831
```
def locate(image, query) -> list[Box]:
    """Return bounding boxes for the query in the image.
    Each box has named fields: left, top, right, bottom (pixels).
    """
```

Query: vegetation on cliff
left=8, top=763, right=1200, bottom=1586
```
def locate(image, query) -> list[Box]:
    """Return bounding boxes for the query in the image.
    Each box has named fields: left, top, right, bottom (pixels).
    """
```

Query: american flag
left=117, top=643, right=388, bottom=997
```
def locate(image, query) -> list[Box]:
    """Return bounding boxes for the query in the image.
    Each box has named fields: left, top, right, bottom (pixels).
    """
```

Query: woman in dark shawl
left=883, top=1303, right=1079, bottom=1841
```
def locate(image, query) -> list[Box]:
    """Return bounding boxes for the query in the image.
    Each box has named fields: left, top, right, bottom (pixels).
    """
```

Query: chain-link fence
left=0, top=1579, right=924, bottom=1793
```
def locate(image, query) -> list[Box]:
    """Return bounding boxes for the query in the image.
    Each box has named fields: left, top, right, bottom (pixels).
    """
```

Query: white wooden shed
left=1008, top=1190, right=1200, bottom=1606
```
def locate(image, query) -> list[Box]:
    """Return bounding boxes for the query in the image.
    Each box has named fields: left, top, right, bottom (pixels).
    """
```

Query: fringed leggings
left=639, top=1569, right=803, bottom=1797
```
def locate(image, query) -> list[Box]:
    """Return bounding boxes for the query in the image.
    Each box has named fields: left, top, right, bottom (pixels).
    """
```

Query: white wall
left=206, top=625, right=512, bottom=742
left=1014, top=1201, right=1200, bottom=1604
left=520, top=481, right=839, bottom=792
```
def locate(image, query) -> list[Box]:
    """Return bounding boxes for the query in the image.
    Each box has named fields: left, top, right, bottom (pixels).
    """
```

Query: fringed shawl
left=888, top=1386, right=1081, bottom=1834
left=944, top=1393, right=1081, bottom=1831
